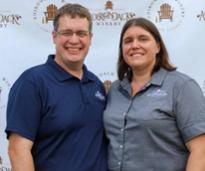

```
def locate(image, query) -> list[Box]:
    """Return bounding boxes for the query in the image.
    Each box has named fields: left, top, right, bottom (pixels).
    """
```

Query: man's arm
left=186, top=134, right=205, bottom=171
left=8, top=133, right=35, bottom=171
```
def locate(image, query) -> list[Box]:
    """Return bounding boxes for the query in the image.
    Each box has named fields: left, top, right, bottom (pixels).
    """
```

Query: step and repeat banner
left=0, top=0, right=205, bottom=169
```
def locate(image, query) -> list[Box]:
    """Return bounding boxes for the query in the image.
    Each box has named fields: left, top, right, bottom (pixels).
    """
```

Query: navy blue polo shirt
left=6, top=55, right=107, bottom=171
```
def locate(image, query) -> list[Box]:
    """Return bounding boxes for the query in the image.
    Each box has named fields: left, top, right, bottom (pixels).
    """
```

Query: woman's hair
left=117, top=17, right=176, bottom=81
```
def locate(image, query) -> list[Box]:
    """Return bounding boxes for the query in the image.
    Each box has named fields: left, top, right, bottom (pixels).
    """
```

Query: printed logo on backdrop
left=91, top=0, right=137, bottom=27
left=98, top=71, right=115, bottom=93
left=0, top=11, right=22, bottom=28
left=0, top=155, right=11, bottom=171
left=33, top=0, right=66, bottom=32
left=197, top=10, right=205, bottom=21
left=0, top=77, right=11, bottom=111
left=146, top=0, right=185, bottom=31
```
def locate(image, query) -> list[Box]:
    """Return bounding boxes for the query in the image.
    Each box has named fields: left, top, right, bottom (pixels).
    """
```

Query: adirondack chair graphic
left=44, top=4, right=57, bottom=23
left=105, top=0, right=113, bottom=10
left=0, top=155, right=2, bottom=165
left=103, top=80, right=112, bottom=93
left=158, top=3, right=173, bottom=21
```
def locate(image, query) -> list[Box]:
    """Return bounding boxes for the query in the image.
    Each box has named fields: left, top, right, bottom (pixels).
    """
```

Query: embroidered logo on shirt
left=147, top=89, right=168, bottom=97
left=95, top=91, right=105, bottom=101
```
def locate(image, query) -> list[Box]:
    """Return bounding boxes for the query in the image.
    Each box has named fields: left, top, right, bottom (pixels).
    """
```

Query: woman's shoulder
left=164, top=70, right=196, bottom=87
left=166, top=70, right=200, bottom=90
left=168, top=70, right=193, bottom=81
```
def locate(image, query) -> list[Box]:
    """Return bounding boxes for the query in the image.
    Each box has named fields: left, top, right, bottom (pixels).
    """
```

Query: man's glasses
left=55, top=30, right=90, bottom=38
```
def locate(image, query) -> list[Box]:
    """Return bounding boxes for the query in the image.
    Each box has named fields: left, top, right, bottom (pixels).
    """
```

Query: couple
left=5, top=3, right=205, bottom=171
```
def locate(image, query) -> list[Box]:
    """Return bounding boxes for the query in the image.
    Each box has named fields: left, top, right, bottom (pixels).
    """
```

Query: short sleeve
left=175, top=79, right=205, bottom=142
left=5, top=74, right=41, bottom=141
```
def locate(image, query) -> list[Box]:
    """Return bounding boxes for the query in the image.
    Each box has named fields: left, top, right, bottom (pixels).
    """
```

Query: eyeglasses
left=55, top=30, right=90, bottom=38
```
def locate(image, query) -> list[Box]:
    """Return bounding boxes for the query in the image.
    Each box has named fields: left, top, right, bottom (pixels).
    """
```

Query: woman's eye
left=123, top=38, right=133, bottom=44
left=139, top=36, right=149, bottom=42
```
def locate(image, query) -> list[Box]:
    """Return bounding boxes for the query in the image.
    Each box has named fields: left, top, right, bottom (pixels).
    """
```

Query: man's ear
left=52, top=30, right=57, bottom=43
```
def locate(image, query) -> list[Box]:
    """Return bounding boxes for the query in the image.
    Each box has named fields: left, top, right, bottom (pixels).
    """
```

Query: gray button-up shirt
left=103, top=68, right=205, bottom=171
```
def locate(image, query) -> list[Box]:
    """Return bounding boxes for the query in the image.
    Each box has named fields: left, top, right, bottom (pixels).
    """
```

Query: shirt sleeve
left=175, top=79, right=205, bottom=142
left=5, top=74, right=42, bottom=141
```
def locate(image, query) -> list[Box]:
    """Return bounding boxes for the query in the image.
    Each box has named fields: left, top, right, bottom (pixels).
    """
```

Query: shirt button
left=118, top=161, right=121, bottom=165
left=120, top=145, right=123, bottom=148
left=120, top=128, right=124, bottom=132
left=123, top=112, right=126, bottom=116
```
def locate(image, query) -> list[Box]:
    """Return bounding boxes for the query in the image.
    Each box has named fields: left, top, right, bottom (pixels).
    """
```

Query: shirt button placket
left=118, top=111, right=127, bottom=169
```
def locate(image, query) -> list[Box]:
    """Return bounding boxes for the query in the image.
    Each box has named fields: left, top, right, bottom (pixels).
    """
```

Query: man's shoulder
left=86, top=70, right=102, bottom=82
left=11, top=63, right=49, bottom=89
left=20, top=63, right=48, bottom=79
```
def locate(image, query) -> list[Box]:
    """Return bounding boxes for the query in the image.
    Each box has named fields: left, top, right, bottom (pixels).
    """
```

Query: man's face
left=53, top=15, right=92, bottom=69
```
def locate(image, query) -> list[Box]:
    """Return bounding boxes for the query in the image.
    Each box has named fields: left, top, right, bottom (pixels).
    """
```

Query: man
left=5, top=3, right=107, bottom=171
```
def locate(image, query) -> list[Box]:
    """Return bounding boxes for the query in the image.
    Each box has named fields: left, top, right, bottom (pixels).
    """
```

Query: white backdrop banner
left=0, top=0, right=205, bottom=169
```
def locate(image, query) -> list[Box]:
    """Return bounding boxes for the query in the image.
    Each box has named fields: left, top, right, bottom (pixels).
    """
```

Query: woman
left=103, top=18, right=205, bottom=171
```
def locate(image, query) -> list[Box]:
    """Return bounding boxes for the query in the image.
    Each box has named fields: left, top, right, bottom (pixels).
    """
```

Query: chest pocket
left=128, top=94, right=174, bottom=121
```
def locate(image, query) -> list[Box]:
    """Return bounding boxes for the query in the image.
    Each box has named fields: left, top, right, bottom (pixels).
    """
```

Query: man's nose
left=69, top=33, right=79, bottom=43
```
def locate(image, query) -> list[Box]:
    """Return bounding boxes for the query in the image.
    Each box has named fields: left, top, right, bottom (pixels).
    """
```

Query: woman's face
left=122, top=26, right=160, bottom=73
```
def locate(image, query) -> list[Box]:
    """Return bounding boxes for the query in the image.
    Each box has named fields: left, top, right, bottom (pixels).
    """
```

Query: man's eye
left=63, top=32, right=73, bottom=36
left=77, top=31, right=88, bottom=37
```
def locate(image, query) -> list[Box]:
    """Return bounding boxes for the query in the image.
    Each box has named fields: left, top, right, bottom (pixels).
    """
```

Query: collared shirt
left=6, top=55, right=107, bottom=171
left=103, top=68, right=205, bottom=171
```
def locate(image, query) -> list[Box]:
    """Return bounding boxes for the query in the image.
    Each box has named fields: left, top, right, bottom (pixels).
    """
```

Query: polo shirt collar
left=46, top=55, right=95, bottom=82
left=119, top=68, right=168, bottom=91
left=120, top=77, right=130, bottom=90
left=150, top=68, right=168, bottom=86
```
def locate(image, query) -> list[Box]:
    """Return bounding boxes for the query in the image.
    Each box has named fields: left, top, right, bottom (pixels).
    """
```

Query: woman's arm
left=186, top=134, right=205, bottom=171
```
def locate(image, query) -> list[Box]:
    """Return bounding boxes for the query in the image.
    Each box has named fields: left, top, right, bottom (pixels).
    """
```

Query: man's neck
left=54, top=57, right=84, bottom=79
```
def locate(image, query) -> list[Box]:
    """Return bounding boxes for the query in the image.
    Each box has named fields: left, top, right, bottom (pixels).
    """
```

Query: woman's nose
left=131, top=39, right=140, bottom=48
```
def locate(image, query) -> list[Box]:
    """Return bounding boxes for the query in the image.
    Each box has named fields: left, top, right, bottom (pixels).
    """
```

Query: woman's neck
left=131, top=69, right=152, bottom=96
